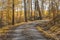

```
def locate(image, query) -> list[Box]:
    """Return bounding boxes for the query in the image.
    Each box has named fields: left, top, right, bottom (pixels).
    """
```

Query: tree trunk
left=12, top=0, right=14, bottom=25
left=24, top=0, right=27, bottom=22
left=37, top=0, right=42, bottom=20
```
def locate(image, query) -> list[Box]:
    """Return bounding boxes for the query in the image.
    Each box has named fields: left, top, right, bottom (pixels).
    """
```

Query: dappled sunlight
left=0, top=0, right=60, bottom=40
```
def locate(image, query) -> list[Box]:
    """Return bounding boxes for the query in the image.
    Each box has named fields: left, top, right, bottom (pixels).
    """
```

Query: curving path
left=1, top=20, right=51, bottom=40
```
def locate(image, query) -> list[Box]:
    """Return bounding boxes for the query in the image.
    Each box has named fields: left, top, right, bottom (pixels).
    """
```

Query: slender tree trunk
left=0, top=11, right=3, bottom=27
left=48, top=0, right=51, bottom=19
left=34, top=0, right=42, bottom=20
left=34, top=0, right=37, bottom=20
left=7, top=0, right=10, bottom=25
left=0, top=0, right=4, bottom=27
left=24, top=0, right=27, bottom=22
left=16, top=7, right=18, bottom=23
left=31, top=0, right=32, bottom=20
left=41, top=0, right=44, bottom=19
left=19, top=1, right=22, bottom=22
left=51, top=0, right=56, bottom=25
left=56, top=0, right=59, bottom=16
left=37, top=0, right=42, bottom=20
left=12, top=0, right=14, bottom=25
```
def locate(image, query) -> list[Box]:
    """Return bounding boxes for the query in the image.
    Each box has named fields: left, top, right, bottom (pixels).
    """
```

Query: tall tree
left=34, top=0, right=42, bottom=20
left=48, top=0, right=51, bottom=19
left=41, top=0, right=44, bottom=19
left=0, top=0, right=4, bottom=27
left=31, top=0, right=32, bottom=20
left=36, top=0, right=42, bottom=20
left=34, top=0, right=38, bottom=20
left=19, top=1, right=22, bottom=22
left=12, top=0, right=14, bottom=25
left=0, top=11, right=3, bottom=27
left=24, top=0, right=27, bottom=22
left=7, top=0, right=10, bottom=25
left=51, top=0, right=57, bottom=24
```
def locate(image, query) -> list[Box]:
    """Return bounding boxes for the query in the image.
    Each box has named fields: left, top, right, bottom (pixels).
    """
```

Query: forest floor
left=0, top=20, right=50, bottom=40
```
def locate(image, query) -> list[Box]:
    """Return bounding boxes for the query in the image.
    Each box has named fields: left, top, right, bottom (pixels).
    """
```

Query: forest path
left=1, top=20, right=50, bottom=40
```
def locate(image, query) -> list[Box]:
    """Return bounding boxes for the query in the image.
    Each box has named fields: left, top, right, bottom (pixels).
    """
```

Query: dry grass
left=36, top=26, right=60, bottom=40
